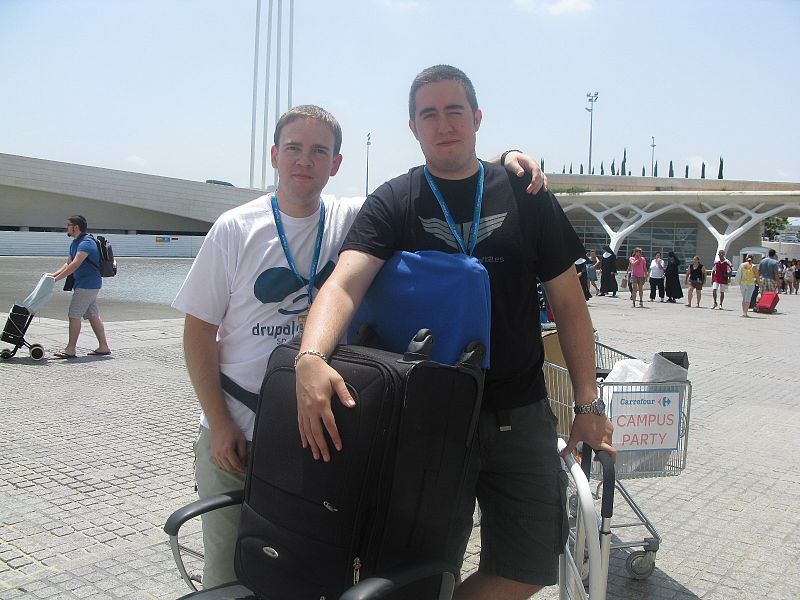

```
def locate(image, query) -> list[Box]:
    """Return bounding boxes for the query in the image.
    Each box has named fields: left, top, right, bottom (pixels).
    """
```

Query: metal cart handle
left=580, top=444, right=615, bottom=519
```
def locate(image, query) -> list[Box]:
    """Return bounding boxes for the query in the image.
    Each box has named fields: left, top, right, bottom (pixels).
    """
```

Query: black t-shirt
left=342, top=161, right=585, bottom=410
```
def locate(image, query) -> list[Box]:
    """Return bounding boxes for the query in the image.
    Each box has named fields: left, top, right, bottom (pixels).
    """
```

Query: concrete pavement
left=1, top=291, right=797, bottom=599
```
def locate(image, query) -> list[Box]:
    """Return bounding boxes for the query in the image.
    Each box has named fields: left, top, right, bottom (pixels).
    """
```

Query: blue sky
left=1, top=0, right=798, bottom=198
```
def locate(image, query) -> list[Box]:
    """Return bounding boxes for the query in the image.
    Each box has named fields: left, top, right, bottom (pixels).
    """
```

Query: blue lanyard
left=270, top=193, right=326, bottom=307
left=423, top=162, right=484, bottom=256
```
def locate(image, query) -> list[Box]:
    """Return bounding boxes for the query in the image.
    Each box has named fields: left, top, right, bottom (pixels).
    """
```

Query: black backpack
left=86, top=234, right=118, bottom=277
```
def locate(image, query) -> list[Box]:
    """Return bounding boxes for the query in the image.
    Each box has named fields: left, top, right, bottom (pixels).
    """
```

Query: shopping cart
left=558, top=439, right=614, bottom=600
left=1, top=275, right=55, bottom=361
left=545, top=340, right=691, bottom=581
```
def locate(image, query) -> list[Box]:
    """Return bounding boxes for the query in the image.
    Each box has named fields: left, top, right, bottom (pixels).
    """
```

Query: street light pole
left=585, top=92, right=598, bottom=175
left=365, top=133, right=371, bottom=196
left=249, top=0, right=261, bottom=188
left=650, top=136, right=656, bottom=176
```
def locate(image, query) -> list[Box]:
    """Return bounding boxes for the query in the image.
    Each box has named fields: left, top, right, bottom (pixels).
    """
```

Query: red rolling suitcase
left=234, top=332, right=484, bottom=600
left=756, top=291, right=779, bottom=313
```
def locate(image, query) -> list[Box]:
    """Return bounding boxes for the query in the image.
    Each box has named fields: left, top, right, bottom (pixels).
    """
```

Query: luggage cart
left=545, top=341, right=692, bottom=580
left=1, top=275, right=55, bottom=361
left=1, top=304, right=46, bottom=360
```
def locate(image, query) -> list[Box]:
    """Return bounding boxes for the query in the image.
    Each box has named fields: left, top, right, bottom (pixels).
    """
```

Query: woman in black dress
left=684, top=255, right=706, bottom=307
left=575, top=258, right=591, bottom=300
left=664, top=251, right=684, bottom=303
left=599, top=246, right=618, bottom=296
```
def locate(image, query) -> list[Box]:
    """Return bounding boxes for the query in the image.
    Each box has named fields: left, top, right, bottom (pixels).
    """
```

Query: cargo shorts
left=68, top=288, right=100, bottom=319
left=449, top=400, right=569, bottom=586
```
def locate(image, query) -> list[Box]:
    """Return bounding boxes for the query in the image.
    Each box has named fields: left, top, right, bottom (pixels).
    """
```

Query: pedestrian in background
left=758, top=249, right=780, bottom=294
left=685, top=255, right=705, bottom=308
left=778, top=259, right=787, bottom=293
left=711, top=249, right=733, bottom=309
left=783, top=259, right=794, bottom=293
left=665, top=251, right=683, bottom=304
left=45, top=215, right=111, bottom=358
left=738, top=255, right=758, bottom=317
left=587, top=250, right=600, bottom=295
left=599, top=246, right=618, bottom=297
left=628, top=247, right=647, bottom=307
left=648, top=251, right=666, bottom=302
left=575, top=257, right=591, bottom=301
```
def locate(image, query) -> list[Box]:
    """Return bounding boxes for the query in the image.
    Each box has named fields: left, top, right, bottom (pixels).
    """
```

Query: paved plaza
left=1, top=290, right=797, bottom=599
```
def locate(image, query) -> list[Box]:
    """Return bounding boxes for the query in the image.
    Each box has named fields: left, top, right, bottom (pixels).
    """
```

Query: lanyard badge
left=270, top=193, right=326, bottom=308
left=423, top=162, right=485, bottom=256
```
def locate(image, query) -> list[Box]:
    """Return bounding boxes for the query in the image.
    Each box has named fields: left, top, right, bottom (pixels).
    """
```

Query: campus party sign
left=608, top=391, right=681, bottom=452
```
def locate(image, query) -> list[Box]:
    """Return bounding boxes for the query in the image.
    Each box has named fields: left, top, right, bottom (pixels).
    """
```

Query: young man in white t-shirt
left=172, top=104, right=547, bottom=588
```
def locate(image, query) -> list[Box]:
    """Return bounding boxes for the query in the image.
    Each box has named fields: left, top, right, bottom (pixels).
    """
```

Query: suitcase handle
left=403, top=329, right=434, bottom=361
left=457, top=341, right=485, bottom=369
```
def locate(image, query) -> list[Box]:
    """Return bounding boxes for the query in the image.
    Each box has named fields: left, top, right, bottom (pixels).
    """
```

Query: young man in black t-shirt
left=295, top=65, right=614, bottom=599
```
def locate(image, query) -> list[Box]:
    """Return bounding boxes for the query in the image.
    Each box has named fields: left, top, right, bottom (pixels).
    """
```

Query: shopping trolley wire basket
left=546, top=340, right=692, bottom=581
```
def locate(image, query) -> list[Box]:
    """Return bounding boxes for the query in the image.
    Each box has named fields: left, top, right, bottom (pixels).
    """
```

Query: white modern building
left=2, top=153, right=799, bottom=263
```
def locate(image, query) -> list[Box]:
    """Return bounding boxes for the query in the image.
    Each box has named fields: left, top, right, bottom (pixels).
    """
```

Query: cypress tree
left=701, top=162, right=706, bottom=178
left=541, top=158, right=545, bottom=172
left=642, top=166, right=646, bottom=176
left=718, top=157, right=724, bottom=179
left=654, top=161, right=658, bottom=177
left=621, top=148, right=627, bottom=176
left=669, top=160, right=674, bottom=177
left=580, top=164, right=584, bottom=174
left=600, top=161, right=604, bottom=175
left=569, top=162, right=573, bottom=174
left=685, top=165, right=689, bottom=178
left=611, top=160, right=616, bottom=175
left=562, top=165, right=566, bottom=174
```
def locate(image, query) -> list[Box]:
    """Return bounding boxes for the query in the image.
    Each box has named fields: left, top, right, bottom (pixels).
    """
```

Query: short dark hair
left=68, top=215, right=87, bottom=232
left=768, top=249, right=777, bottom=257
left=408, top=65, right=479, bottom=121
left=273, top=105, right=342, bottom=155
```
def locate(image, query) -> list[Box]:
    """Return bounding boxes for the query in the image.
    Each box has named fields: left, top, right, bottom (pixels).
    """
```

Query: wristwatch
left=574, top=397, right=606, bottom=415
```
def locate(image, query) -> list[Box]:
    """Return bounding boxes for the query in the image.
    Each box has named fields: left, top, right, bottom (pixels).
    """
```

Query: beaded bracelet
left=294, top=349, right=328, bottom=369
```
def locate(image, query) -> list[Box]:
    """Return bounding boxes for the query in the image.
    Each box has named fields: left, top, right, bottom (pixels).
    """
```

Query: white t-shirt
left=649, top=258, right=665, bottom=279
left=172, top=194, right=364, bottom=439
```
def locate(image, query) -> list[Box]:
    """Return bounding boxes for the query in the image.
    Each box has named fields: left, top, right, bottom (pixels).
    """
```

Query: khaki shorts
left=194, top=427, right=250, bottom=588
left=68, top=288, right=100, bottom=319
left=631, top=275, right=647, bottom=286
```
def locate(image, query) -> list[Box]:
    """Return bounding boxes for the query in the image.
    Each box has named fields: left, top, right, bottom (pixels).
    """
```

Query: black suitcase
left=234, top=332, right=484, bottom=599
left=750, top=284, right=760, bottom=310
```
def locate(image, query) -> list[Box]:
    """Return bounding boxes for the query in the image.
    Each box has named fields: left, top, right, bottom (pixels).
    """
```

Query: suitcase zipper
left=352, top=556, right=362, bottom=584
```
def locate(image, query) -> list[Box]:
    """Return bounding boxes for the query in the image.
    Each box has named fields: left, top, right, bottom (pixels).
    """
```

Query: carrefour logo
left=619, top=395, right=671, bottom=408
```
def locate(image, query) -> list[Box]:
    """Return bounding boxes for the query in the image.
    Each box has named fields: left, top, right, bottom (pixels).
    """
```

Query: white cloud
left=514, top=0, right=593, bottom=15
left=126, top=155, right=148, bottom=167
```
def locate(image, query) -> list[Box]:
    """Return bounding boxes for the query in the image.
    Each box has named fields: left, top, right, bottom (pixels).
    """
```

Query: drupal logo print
left=253, top=260, right=336, bottom=315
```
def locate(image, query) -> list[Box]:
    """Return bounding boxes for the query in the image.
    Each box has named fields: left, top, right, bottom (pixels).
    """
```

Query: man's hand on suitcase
left=560, top=414, right=616, bottom=463
left=295, top=357, right=356, bottom=462
left=211, top=421, right=248, bottom=474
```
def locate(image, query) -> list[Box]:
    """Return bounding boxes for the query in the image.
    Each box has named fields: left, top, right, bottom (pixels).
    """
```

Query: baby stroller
left=1, top=275, right=55, bottom=361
